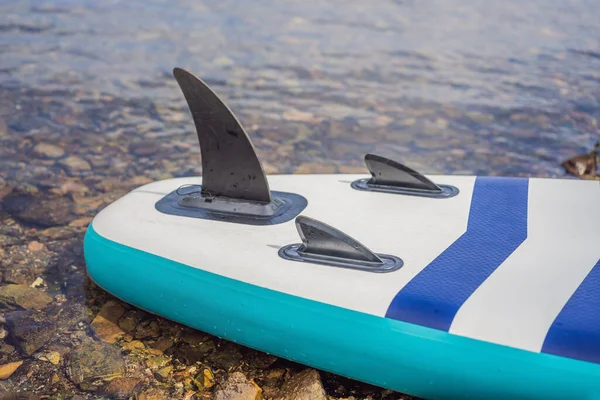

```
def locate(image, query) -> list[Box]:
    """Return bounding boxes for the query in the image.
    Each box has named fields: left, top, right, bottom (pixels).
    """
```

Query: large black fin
left=173, top=67, right=271, bottom=203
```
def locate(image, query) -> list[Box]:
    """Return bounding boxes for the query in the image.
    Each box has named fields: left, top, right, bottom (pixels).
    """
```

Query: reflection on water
left=0, top=0, right=599, bottom=398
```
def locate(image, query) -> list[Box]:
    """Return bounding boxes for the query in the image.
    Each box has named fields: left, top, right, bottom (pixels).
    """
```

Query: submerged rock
left=6, top=310, right=57, bottom=356
left=134, top=319, right=160, bottom=339
left=277, top=369, right=327, bottom=400
left=2, top=194, right=73, bottom=227
left=214, top=371, right=262, bottom=400
left=136, top=388, right=170, bottom=400
left=208, top=343, right=243, bottom=370
left=91, top=301, right=126, bottom=344
left=0, top=361, right=23, bottom=380
left=67, top=338, right=125, bottom=390
left=102, top=377, right=143, bottom=399
left=0, top=285, right=53, bottom=310
left=32, top=143, right=65, bottom=159
left=59, top=156, right=91, bottom=174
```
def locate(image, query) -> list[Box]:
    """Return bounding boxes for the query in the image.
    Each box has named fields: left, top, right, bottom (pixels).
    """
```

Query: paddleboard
left=84, top=68, right=600, bottom=400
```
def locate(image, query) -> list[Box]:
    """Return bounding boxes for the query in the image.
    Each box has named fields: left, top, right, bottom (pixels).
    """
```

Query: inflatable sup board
left=84, top=68, right=600, bottom=400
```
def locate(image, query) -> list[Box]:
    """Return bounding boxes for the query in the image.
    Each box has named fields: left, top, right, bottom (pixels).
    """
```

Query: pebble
left=118, top=310, right=147, bottom=334
left=129, top=140, right=159, bottom=157
left=29, top=277, right=44, bottom=288
left=136, top=388, right=170, bottom=400
left=134, top=319, right=160, bottom=339
left=32, top=143, right=65, bottom=159
left=39, top=350, right=61, bottom=365
left=2, top=194, right=73, bottom=227
left=149, top=337, right=173, bottom=352
left=214, top=372, right=262, bottom=400
left=67, top=338, right=125, bottom=390
left=193, top=367, right=215, bottom=390
left=155, top=365, right=174, bottom=380
left=121, top=340, right=145, bottom=352
left=91, top=301, right=127, bottom=344
left=0, top=361, right=23, bottom=380
left=68, top=217, right=92, bottom=227
left=0, top=285, right=53, bottom=310
left=277, top=369, right=327, bottom=400
left=146, top=355, right=170, bottom=369
left=102, top=377, right=143, bottom=399
left=59, top=156, right=92, bottom=174
left=27, top=241, right=44, bottom=252
left=6, top=310, right=57, bottom=356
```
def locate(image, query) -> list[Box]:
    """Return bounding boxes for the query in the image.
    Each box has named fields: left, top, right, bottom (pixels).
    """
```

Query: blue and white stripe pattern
left=386, top=177, right=600, bottom=365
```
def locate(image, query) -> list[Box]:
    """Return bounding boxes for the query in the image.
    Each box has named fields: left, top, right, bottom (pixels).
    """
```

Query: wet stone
left=136, top=388, right=170, bottom=400
left=133, top=319, right=160, bottom=339
left=91, top=301, right=126, bottom=344
left=118, top=309, right=147, bottom=334
left=102, top=377, right=143, bottom=399
left=1, top=244, right=52, bottom=286
left=214, top=371, right=262, bottom=400
left=6, top=310, right=57, bottom=356
left=149, top=337, right=174, bottom=352
left=32, top=143, right=65, bottom=159
left=0, top=360, right=23, bottom=380
left=67, top=338, right=125, bottom=391
left=0, top=285, right=53, bottom=310
left=208, top=343, right=243, bottom=370
left=2, top=194, right=73, bottom=227
left=180, top=329, right=210, bottom=346
left=129, top=140, right=159, bottom=156
left=146, top=355, right=170, bottom=369
left=174, top=344, right=211, bottom=364
left=277, top=369, right=327, bottom=400
left=59, top=156, right=92, bottom=174
left=53, top=302, right=90, bottom=328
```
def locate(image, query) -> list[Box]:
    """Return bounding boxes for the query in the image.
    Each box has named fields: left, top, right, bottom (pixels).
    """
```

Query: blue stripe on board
left=385, top=177, right=529, bottom=331
left=542, top=259, right=600, bottom=364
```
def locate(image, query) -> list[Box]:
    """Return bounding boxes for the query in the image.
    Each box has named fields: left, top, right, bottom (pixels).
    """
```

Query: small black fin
left=295, top=216, right=383, bottom=263
left=364, top=153, right=441, bottom=192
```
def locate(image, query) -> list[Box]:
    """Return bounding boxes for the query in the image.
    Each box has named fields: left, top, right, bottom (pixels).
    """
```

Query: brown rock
left=149, top=337, right=173, bottom=352
left=134, top=319, right=160, bottom=339
left=91, top=301, right=127, bottom=344
left=277, top=369, right=326, bottom=400
left=27, top=241, right=44, bottom=252
left=193, top=367, right=214, bottom=390
left=0, top=285, right=53, bottom=310
left=102, top=377, right=142, bottom=399
left=146, top=355, right=170, bottom=369
left=59, top=156, right=91, bottom=173
left=122, top=340, right=145, bottom=352
left=214, top=372, right=262, bottom=400
left=136, top=388, right=170, bottom=400
left=6, top=311, right=57, bottom=356
left=0, top=361, right=23, bottom=379
left=129, top=140, right=159, bottom=157
left=155, top=365, right=173, bottom=380
left=32, top=143, right=65, bottom=159
left=118, top=310, right=147, bottom=333
left=2, top=194, right=72, bottom=227
left=69, top=217, right=92, bottom=227
left=67, top=338, right=125, bottom=390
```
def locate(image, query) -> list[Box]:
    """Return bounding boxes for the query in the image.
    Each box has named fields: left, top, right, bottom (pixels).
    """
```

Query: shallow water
left=0, top=0, right=599, bottom=398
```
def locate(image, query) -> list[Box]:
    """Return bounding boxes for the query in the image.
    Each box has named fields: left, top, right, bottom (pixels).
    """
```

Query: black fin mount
left=279, top=216, right=403, bottom=273
left=154, top=67, right=307, bottom=225
left=351, top=154, right=459, bottom=198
